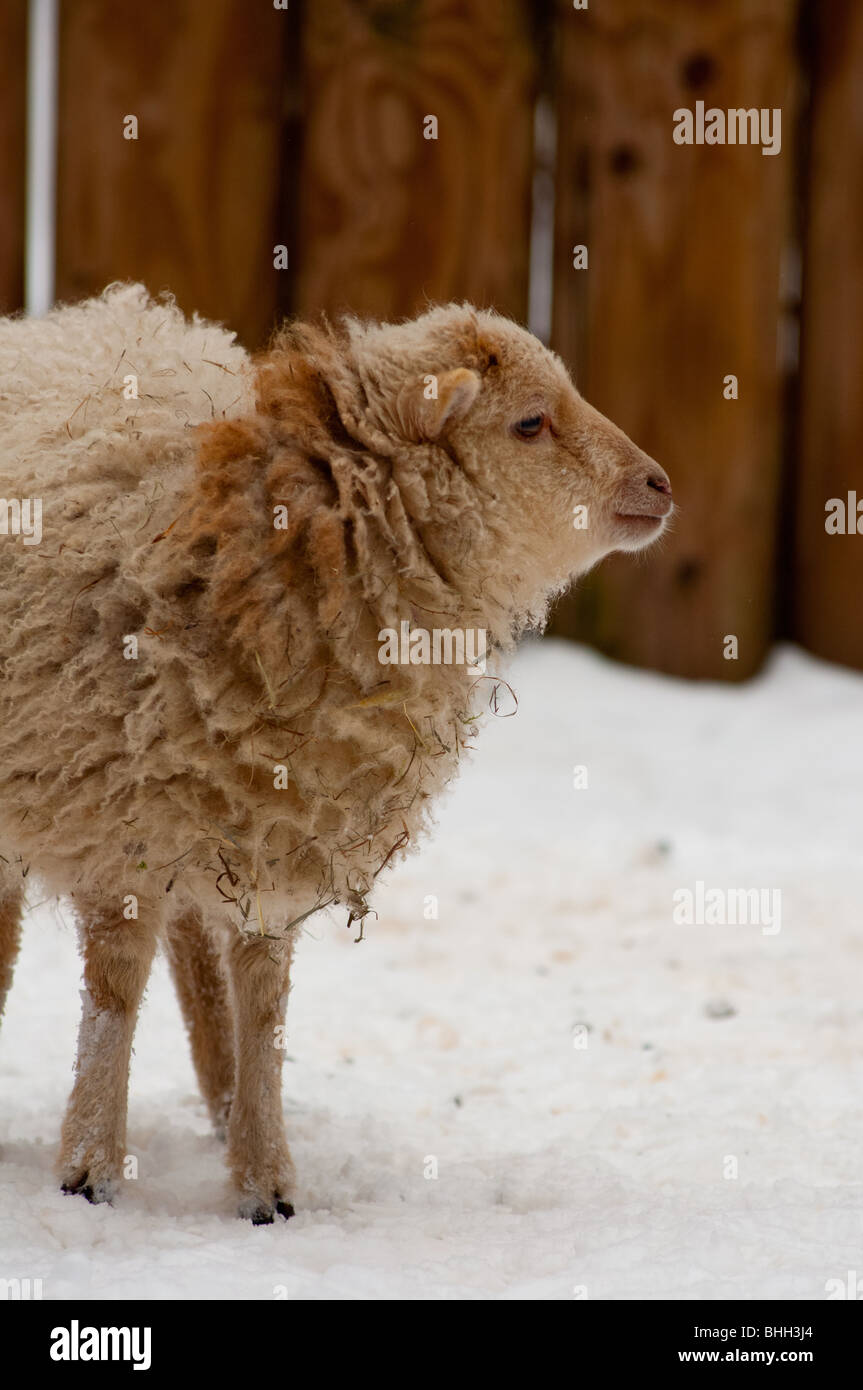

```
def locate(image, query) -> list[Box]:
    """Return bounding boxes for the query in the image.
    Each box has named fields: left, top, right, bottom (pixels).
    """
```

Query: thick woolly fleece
left=0, top=285, right=548, bottom=939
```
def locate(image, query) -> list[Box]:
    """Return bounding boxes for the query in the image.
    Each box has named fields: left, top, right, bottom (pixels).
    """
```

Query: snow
left=2, top=639, right=862, bottom=1300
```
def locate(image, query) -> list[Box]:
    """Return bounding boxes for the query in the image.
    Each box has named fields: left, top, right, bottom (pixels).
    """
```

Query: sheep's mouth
left=612, top=511, right=668, bottom=551
left=614, top=512, right=667, bottom=526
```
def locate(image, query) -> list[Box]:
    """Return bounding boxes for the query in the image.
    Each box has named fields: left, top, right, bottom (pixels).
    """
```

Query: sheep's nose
left=647, top=470, right=672, bottom=497
left=616, top=460, right=673, bottom=518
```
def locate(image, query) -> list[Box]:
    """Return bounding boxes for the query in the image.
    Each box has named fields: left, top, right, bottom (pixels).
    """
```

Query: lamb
left=0, top=284, right=672, bottom=1222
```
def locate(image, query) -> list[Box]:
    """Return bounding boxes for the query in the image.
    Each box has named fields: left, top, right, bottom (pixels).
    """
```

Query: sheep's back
left=0, top=285, right=251, bottom=894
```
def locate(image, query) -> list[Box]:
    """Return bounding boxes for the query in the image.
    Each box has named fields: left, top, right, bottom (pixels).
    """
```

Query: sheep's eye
left=514, top=414, right=546, bottom=440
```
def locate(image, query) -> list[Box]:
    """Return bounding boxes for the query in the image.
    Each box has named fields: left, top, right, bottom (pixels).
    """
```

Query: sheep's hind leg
left=219, top=927, right=297, bottom=1224
left=58, top=909, right=156, bottom=1204
left=165, top=906, right=235, bottom=1138
left=0, top=887, right=22, bottom=1025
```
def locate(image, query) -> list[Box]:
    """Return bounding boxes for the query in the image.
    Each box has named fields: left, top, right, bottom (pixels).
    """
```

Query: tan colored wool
left=0, top=285, right=671, bottom=1219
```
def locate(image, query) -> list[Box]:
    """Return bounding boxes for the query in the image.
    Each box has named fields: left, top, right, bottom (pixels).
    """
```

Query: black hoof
left=62, top=1179, right=94, bottom=1202
left=61, top=1175, right=112, bottom=1205
left=246, top=1196, right=295, bottom=1225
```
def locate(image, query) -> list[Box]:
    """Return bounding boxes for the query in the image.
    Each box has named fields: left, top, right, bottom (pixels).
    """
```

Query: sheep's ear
left=398, top=368, right=481, bottom=441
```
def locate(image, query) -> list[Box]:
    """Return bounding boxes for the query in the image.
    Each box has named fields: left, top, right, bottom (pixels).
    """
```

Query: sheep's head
left=194, top=305, right=673, bottom=665
left=352, top=305, right=673, bottom=599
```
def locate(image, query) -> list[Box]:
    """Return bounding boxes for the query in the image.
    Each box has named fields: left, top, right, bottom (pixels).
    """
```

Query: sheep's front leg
left=220, top=929, right=296, bottom=1224
left=59, top=911, right=156, bottom=1204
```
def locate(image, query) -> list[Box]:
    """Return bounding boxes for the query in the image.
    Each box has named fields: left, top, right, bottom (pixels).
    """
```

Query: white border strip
left=527, top=94, right=557, bottom=346
left=25, top=0, right=59, bottom=316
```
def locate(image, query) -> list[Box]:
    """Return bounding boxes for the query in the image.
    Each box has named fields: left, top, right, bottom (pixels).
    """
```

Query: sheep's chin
left=611, top=513, right=668, bottom=552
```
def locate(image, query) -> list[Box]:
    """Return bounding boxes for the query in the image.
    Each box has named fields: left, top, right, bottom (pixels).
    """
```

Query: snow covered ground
left=2, top=639, right=862, bottom=1300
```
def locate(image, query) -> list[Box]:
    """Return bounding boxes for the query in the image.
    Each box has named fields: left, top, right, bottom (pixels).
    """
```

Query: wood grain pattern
left=549, top=0, right=797, bottom=680
left=55, top=0, right=294, bottom=347
left=793, top=0, right=863, bottom=669
left=296, top=0, right=537, bottom=322
left=0, top=0, right=27, bottom=314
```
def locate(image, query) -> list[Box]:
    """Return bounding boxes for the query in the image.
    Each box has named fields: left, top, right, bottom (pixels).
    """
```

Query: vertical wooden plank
left=55, top=0, right=294, bottom=347
left=296, top=0, right=537, bottom=323
left=549, top=0, right=797, bottom=680
left=794, top=0, right=863, bottom=670
left=0, top=0, right=27, bottom=314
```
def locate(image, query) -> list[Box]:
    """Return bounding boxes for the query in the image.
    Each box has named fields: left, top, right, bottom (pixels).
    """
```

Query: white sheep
left=0, top=285, right=672, bottom=1220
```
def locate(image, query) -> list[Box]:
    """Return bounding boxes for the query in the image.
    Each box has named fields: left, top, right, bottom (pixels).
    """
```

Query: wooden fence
left=0, top=0, right=860, bottom=681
